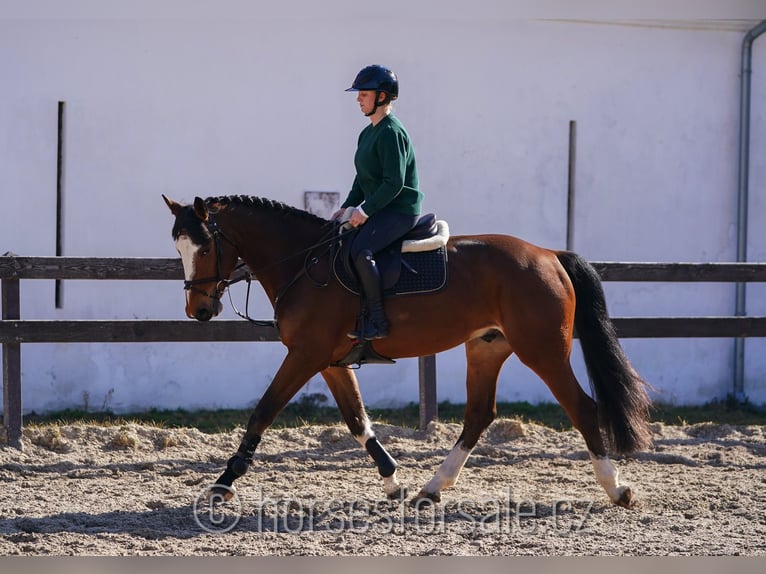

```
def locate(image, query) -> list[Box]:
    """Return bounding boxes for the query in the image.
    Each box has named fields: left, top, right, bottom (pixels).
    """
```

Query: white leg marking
left=423, top=442, right=472, bottom=494
left=589, top=452, right=627, bottom=502
left=354, top=419, right=403, bottom=497
left=353, top=418, right=374, bottom=448
left=382, top=471, right=403, bottom=497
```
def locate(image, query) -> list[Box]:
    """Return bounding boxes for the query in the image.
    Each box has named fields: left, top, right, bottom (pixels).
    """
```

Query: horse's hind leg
left=321, top=366, right=406, bottom=500
left=520, top=352, right=633, bottom=507
left=415, top=332, right=511, bottom=503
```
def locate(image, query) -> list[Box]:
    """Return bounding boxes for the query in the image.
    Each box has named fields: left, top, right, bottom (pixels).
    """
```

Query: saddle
left=331, top=213, right=449, bottom=368
left=333, top=213, right=450, bottom=297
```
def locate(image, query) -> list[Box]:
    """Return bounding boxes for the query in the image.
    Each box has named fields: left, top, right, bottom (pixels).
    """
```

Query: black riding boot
left=348, top=249, right=389, bottom=340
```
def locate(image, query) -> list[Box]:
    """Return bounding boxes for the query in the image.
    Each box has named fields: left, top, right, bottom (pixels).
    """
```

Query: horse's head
left=163, top=195, right=239, bottom=321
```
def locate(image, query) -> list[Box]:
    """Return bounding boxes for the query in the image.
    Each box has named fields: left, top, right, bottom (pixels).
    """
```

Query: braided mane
left=205, top=195, right=328, bottom=225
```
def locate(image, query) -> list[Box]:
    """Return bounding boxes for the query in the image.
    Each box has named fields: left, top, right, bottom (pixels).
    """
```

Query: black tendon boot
left=348, top=249, right=389, bottom=340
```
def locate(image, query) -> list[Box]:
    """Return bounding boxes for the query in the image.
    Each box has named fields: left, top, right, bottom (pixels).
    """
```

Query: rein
left=188, top=213, right=354, bottom=325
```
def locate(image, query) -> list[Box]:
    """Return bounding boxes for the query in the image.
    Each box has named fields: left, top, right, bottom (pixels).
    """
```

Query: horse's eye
left=200, top=247, right=211, bottom=256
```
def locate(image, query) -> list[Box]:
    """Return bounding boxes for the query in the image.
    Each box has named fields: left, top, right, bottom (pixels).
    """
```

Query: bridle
left=182, top=210, right=355, bottom=324
left=182, top=211, right=244, bottom=302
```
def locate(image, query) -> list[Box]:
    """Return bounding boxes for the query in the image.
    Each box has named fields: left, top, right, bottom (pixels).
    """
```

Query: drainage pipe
left=734, top=20, right=766, bottom=402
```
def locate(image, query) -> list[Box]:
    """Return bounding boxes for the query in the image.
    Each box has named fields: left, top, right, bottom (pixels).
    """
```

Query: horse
left=163, top=194, right=652, bottom=508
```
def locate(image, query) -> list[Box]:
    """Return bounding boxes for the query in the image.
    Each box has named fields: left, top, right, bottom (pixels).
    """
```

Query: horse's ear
left=193, top=196, right=209, bottom=222
left=162, top=194, right=183, bottom=216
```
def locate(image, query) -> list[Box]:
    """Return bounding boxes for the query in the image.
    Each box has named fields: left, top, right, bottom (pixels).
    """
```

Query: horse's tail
left=556, top=251, right=652, bottom=454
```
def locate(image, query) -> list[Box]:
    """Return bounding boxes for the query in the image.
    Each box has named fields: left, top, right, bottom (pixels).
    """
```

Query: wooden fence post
left=418, top=354, right=437, bottom=429
left=2, top=275, right=22, bottom=449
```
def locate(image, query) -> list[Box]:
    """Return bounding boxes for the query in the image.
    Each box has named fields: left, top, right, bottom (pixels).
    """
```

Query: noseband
left=183, top=212, right=238, bottom=302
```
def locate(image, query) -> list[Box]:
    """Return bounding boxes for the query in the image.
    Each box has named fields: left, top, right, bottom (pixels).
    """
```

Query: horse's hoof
left=613, top=486, right=634, bottom=509
left=207, top=484, right=236, bottom=503
left=411, top=490, right=440, bottom=506
left=386, top=485, right=408, bottom=501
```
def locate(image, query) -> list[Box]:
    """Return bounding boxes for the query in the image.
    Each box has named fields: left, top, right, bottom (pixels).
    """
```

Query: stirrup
left=332, top=339, right=396, bottom=367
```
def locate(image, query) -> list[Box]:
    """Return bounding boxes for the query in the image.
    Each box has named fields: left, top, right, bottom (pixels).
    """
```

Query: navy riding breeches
left=349, top=208, right=420, bottom=259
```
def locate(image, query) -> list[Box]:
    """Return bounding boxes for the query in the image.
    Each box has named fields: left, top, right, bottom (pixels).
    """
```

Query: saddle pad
left=334, top=246, right=448, bottom=297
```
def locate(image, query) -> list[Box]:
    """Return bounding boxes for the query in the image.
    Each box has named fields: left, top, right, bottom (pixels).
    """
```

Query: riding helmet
left=345, top=65, right=399, bottom=99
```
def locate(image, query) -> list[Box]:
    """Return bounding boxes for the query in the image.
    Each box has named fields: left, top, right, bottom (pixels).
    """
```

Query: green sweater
left=342, top=114, right=423, bottom=216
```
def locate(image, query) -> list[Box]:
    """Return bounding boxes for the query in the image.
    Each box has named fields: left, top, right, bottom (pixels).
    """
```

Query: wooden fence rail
left=3, top=255, right=766, bottom=449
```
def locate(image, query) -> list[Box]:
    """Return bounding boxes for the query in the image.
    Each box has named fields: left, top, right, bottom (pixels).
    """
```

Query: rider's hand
left=348, top=208, right=368, bottom=228
left=331, top=208, right=346, bottom=221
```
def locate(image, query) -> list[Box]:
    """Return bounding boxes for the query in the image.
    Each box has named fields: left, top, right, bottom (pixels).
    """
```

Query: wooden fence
left=2, top=255, right=766, bottom=449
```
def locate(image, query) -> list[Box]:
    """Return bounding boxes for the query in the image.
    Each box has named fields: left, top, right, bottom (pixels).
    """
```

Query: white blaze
left=176, top=236, right=199, bottom=304
left=176, top=236, right=199, bottom=281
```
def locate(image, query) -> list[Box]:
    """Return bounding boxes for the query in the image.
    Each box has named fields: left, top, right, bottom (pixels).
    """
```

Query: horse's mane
left=205, top=195, right=328, bottom=226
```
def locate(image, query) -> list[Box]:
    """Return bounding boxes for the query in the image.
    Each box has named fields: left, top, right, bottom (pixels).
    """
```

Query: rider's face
left=356, top=90, right=379, bottom=115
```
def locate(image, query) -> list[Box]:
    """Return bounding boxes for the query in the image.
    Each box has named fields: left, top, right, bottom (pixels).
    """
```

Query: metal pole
left=734, top=20, right=766, bottom=402
left=566, top=120, right=577, bottom=251
left=55, top=101, right=65, bottom=308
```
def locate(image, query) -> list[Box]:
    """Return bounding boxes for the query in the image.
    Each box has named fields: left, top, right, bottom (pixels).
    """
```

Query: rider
left=333, top=65, right=423, bottom=341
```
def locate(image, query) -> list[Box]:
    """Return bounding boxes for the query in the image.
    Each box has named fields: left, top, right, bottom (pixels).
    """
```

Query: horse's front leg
left=211, top=348, right=324, bottom=499
left=321, top=366, right=407, bottom=500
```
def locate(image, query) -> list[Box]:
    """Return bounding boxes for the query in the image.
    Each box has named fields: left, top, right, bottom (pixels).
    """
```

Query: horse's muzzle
left=194, top=308, right=214, bottom=322
left=190, top=299, right=223, bottom=322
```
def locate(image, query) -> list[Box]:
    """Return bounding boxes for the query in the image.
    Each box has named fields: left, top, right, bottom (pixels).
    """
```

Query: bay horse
left=163, top=194, right=652, bottom=508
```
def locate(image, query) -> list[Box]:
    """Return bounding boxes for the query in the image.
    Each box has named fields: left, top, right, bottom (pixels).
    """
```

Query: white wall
left=2, top=3, right=766, bottom=415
